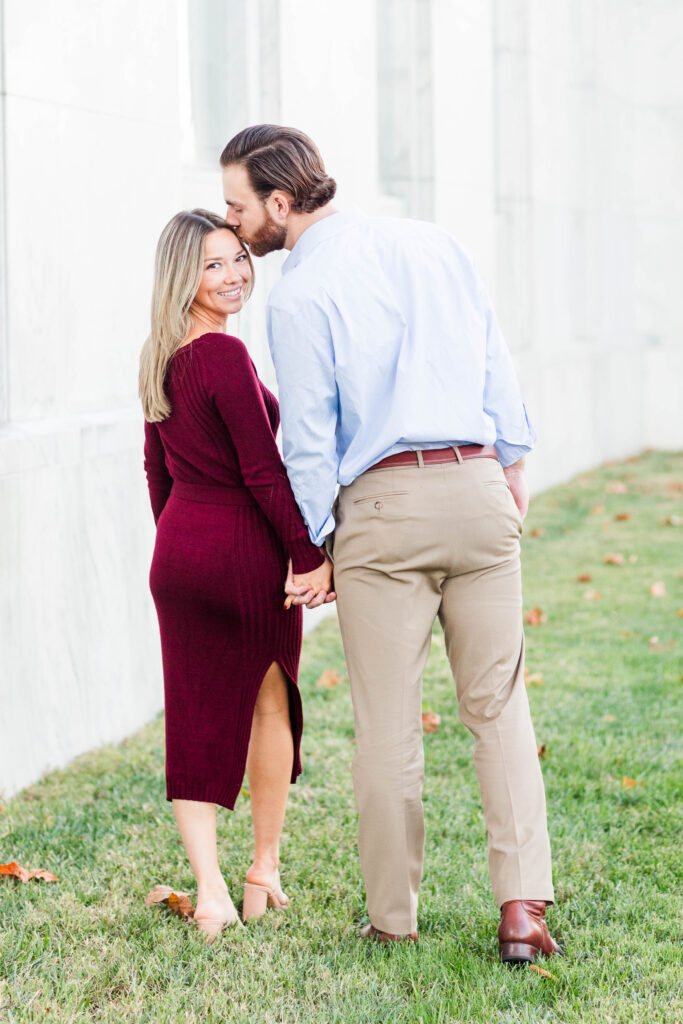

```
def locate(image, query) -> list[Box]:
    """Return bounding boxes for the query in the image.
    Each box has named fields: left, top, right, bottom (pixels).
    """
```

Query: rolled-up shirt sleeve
left=481, top=293, right=536, bottom=467
left=266, top=299, right=339, bottom=545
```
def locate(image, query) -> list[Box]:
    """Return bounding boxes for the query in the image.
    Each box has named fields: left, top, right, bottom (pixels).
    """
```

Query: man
left=220, top=124, right=560, bottom=964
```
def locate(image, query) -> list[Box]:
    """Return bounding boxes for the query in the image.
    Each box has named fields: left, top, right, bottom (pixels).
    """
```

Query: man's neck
left=284, top=203, right=338, bottom=251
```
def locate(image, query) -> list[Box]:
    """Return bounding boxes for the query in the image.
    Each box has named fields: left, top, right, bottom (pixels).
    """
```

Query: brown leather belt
left=367, top=444, right=498, bottom=472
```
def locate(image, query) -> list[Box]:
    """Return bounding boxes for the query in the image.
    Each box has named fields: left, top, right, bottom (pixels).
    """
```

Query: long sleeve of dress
left=143, top=420, right=173, bottom=524
left=204, top=336, right=325, bottom=574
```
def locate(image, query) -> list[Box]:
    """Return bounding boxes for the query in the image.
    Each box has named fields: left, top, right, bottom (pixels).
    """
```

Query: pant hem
left=495, top=888, right=555, bottom=909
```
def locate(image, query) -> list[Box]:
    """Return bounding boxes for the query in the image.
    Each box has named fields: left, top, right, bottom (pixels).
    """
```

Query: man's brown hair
left=220, top=125, right=337, bottom=213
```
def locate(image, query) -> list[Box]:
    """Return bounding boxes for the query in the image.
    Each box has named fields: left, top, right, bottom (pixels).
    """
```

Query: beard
left=248, top=209, right=288, bottom=257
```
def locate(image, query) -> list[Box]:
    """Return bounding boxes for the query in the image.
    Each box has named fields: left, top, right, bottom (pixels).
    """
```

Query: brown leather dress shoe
left=498, top=900, right=561, bottom=965
left=360, top=923, right=418, bottom=943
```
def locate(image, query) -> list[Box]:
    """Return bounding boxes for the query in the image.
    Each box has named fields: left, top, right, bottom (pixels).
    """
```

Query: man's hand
left=503, top=458, right=529, bottom=519
left=284, top=556, right=336, bottom=610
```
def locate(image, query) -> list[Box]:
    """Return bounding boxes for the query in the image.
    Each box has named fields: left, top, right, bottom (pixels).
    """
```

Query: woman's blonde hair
left=139, top=209, right=254, bottom=422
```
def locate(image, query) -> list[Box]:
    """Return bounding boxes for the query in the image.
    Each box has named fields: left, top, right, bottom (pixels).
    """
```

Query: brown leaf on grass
left=591, top=504, right=605, bottom=515
left=584, top=590, right=602, bottom=601
left=649, top=635, right=676, bottom=651
left=576, top=573, right=592, bottom=582
left=316, top=668, right=343, bottom=689
left=649, top=582, right=666, bottom=597
left=666, top=481, right=683, bottom=492
left=145, top=885, right=195, bottom=920
left=524, top=608, right=546, bottom=626
left=529, top=528, right=545, bottom=537
left=678, top=609, right=683, bottom=618
left=0, top=862, right=29, bottom=883
left=27, top=869, right=59, bottom=882
left=603, top=714, right=616, bottom=722
left=606, top=482, right=628, bottom=494
left=622, top=777, right=637, bottom=789
left=614, top=512, right=630, bottom=522
left=529, top=964, right=557, bottom=980
left=525, top=672, right=544, bottom=687
left=604, top=553, right=625, bottom=565
left=663, top=515, right=682, bottom=527
left=422, top=709, right=441, bottom=733
left=537, top=744, right=547, bottom=758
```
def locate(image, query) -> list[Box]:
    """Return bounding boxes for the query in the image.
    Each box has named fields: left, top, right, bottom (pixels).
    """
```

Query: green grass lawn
left=1, top=451, right=681, bottom=1024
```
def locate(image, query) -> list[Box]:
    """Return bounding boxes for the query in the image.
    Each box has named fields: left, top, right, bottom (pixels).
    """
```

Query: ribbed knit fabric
left=143, top=332, right=325, bottom=810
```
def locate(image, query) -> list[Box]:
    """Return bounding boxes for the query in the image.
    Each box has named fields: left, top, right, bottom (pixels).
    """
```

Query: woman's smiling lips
left=218, top=287, right=242, bottom=298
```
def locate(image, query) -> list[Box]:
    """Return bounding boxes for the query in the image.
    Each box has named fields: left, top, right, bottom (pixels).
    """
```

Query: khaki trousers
left=329, top=456, right=554, bottom=935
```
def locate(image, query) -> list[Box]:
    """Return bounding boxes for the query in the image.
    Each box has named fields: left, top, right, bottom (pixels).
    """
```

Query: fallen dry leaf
left=537, top=744, right=547, bottom=758
left=316, top=669, right=343, bottom=689
left=584, top=590, right=602, bottom=600
left=649, top=582, right=666, bottom=597
left=678, top=609, right=683, bottom=618
left=606, top=482, right=628, bottom=494
left=0, top=862, right=29, bottom=883
left=604, top=553, right=625, bottom=565
left=603, top=714, right=616, bottom=722
left=422, top=708, right=441, bottom=733
left=145, top=885, right=195, bottom=920
left=614, top=512, right=630, bottom=522
left=529, top=528, right=545, bottom=538
left=622, top=777, right=637, bottom=789
left=649, top=636, right=676, bottom=651
left=663, top=515, right=682, bottom=527
left=526, top=672, right=544, bottom=687
left=591, top=504, right=605, bottom=515
left=576, top=573, right=592, bottom=583
left=529, top=964, right=557, bottom=980
left=27, top=869, right=59, bottom=883
left=524, top=608, right=547, bottom=626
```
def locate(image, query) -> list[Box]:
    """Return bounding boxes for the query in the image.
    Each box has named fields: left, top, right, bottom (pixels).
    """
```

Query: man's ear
left=268, top=191, right=293, bottom=222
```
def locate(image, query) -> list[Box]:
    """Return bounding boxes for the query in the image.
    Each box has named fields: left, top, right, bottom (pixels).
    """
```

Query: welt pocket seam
left=352, top=490, right=410, bottom=504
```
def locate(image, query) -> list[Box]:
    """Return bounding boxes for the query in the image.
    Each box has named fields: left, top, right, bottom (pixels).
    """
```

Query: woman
left=139, top=209, right=333, bottom=939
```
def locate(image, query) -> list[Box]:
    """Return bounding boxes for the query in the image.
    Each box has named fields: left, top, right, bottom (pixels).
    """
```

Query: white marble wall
left=0, top=0, right=178, bottom=797
left=1, top=0, right=681, bottom=798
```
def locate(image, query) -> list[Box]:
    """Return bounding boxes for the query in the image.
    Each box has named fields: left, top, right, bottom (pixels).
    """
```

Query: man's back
left=267, top=208, right=533, bottom=543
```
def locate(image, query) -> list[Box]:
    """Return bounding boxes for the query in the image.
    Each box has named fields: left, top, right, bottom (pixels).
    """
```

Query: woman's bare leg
left=172, top=799, right=238, bottom=928
left=245, top=662, right=294, bottom=889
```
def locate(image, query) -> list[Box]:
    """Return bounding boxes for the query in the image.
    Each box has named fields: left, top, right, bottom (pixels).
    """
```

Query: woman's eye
left=207, top=262, right=221, bottom=270
left=235, top=254, right=247, bottom=263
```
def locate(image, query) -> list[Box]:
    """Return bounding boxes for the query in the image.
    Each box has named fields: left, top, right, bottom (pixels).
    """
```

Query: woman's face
left=192, top=228, right=251, bottom=322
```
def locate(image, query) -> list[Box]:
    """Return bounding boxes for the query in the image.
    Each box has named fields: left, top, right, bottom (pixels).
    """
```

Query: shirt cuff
left=289, top=538, right=326, bottom=575
left=494, top=440, right=533, bottom=468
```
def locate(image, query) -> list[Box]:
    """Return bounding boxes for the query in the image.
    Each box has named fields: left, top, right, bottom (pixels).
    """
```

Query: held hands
left=284, top=556, right=336, bottom=610
left=503, top=458, right=529, bottom=519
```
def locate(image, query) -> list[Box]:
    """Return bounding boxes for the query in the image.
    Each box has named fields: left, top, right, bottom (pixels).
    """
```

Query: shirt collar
left=282, top=207, right=366, bottom=274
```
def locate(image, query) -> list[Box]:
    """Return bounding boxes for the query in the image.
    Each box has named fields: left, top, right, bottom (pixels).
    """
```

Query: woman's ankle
left=196, top=877, right=230, bottom=901
left=246, top=855, right=280, bottom=885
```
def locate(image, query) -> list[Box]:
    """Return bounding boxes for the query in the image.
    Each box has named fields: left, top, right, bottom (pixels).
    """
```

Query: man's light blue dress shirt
left=266, top=208, right=535, bottom=546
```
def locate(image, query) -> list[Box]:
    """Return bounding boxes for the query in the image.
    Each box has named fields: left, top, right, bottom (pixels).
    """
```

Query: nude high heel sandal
left=194, top=902, right=243, bottom=943
left=242, top=871, right=289, bottom=922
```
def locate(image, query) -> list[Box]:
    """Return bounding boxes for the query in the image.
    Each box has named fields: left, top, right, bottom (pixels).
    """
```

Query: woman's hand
left=284, top=557, right=336, bottom=609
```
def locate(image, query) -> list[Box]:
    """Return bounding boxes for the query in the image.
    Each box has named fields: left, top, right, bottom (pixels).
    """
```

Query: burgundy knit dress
left=143, top=332, right=325, bottom=810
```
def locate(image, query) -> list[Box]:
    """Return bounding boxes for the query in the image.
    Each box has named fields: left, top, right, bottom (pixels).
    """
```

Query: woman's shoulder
left=187, top=331, right=250, bottom=359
